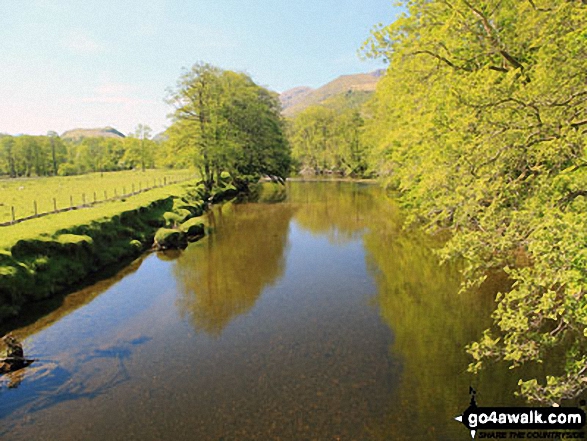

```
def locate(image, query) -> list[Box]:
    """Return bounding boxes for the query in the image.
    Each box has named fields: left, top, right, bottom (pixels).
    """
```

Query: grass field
left=0, top=178, right=201, bottom=251
left=0, top=169, right=196, bottom=224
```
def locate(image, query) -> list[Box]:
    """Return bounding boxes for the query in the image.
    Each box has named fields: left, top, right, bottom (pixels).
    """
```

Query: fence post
left=11, top=206, right=15, bottom=224
left=70, top=195, right=73, bottom=209
left=53, top=198, right=57, bottom=213
left=94, top=192, right=97, bottom=203
left=34, top=200, right=38, bottom=216
left=104, top=190, right=107, bottom=200
left=164, top=177, right=167, bottom=186
left=132, top=183, right=135, bottom=194
left=114, top=189, right=117, bottom=198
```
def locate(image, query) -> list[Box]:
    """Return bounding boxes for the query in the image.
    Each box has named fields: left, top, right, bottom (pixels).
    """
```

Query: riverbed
left=0, top=181, right=526, bottom=440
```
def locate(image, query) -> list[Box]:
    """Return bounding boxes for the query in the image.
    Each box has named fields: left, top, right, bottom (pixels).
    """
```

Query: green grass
left=0, top=180, right=200, bottom=251
left=0, top=169, right=196, bottom=224
left=0, top=176, right=214, bottom=321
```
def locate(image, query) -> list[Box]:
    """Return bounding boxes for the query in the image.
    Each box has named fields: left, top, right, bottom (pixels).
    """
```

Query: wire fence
left=1, top=175, right=197, bottom=227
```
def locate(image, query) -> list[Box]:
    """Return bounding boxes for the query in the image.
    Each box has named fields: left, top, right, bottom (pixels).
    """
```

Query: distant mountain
left=279, top=87, right=313, bottom=111
left=280, top=70, right=384, bottom=117
left=61, top=126, right=125, bottom=141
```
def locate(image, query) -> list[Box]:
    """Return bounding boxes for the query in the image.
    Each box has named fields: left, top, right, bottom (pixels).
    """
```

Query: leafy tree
left=0, top=135, right=16, bottom=178
left=11, top=136, right=45, bottom=177
left=46, top=131, right=67, bottom=176
left=167, top=63, right=290, bottom=190
left=124, top=124, right=154, bottom=172
left=155, top=129, right=193, bottom=169
left=363, top=0, right=587, bottom=403
left=288, top=105, right=367, bottom=176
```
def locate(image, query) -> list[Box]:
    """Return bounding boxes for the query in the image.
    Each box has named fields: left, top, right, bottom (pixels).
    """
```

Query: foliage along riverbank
left=361, top=1, right=587, bottom=404
left=0, top=177, right=238, bottom=323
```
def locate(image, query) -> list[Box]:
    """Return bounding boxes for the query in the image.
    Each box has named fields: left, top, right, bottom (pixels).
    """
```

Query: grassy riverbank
left=0, top=178, right=239, bottom=322
left=0, top=169, right=195, bottom=224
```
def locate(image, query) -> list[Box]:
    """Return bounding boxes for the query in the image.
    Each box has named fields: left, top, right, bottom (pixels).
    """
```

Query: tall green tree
left=46, top=131, right=67, bottom=176
left=127, top=124, right=154, bottom=172
left=363, top=0, right=587, bottom=403
left=167, top=63, right=290, bottom=190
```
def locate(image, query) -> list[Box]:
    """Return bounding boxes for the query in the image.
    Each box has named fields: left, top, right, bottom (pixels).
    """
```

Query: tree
left=363, top=0, right=587, bottom=403
left=167, top=63, right=290, bottom=190
left=130, top=124, right=153, bottom=172
left=288, top=105, right=367, bottom=176
left=46, top=131, right=66, bottom=176
left=123, top=126, right=155, bottom=172
left=0, top=135, right=16, bottom=177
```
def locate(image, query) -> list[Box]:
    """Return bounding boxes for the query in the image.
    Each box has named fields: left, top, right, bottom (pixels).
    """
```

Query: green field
left=0, top=169, right=196, bottom=224
left=0, top=178, right=203, bottom=251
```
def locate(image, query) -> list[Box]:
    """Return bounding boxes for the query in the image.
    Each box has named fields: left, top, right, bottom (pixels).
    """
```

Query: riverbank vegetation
left=360, top=0, right=587, bottom=403
left=287, top=106, right=368, bottom=177
left=0, top=179, right=207, bottom=319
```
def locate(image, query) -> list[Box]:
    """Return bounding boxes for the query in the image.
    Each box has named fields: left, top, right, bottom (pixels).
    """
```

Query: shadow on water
left=0, top=254, right=149, bottom=338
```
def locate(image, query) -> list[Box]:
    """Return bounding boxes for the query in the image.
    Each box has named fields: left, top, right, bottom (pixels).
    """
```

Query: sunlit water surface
left=0, top=182, right=527, bottom=440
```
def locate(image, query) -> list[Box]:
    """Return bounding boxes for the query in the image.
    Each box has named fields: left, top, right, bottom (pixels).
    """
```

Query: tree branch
left=570, top=119, right=587, bottom=129
left=527, top=0, right=554, bottom=11
left=411, top=50, right=473, bottom=71
left=461, top=0, right=524, bottom=70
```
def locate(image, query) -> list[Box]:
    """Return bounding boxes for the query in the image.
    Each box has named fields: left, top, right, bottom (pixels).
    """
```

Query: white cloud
left=63, top=30, right=105, bottom=54
left=80, top=82, right=159, bottom=109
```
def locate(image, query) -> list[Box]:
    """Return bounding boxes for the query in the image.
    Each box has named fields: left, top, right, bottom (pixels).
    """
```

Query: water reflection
left=175, top=202, right=296, bottom=335
left=0, top=182, right=533, bottom=440
left=362, top=192, right=532, bottom=439
left=288, top=181, right=378, bottom=244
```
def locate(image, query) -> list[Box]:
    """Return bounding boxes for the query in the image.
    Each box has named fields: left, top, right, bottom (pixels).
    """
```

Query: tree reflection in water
left=174, top=202, right=296, bottom=335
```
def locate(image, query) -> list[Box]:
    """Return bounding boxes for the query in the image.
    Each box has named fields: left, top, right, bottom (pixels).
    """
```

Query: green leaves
left=167, top=63, right=290, bottom=189
left=288, top=105, right=368, bottom=177
left=363, top=0, right=587, bottom=403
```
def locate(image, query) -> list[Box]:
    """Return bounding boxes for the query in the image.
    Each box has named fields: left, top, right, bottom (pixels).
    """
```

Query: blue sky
left=0, top=0, right=400, bottom=136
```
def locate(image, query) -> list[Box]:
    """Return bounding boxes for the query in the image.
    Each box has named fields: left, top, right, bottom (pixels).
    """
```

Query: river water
left=0, top=181, right=528, bottom=440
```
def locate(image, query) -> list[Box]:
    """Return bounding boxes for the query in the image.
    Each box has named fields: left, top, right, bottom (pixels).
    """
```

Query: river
left=0, top=181, right=528, bottom=440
